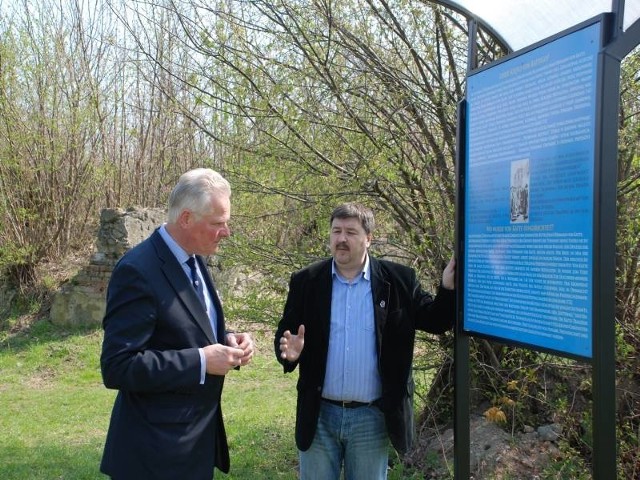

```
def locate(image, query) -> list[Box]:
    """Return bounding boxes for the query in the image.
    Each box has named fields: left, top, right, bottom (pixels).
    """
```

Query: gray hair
left=330, top=202, right=375, bottom=235
left=167, top=168, right=231, bottom=223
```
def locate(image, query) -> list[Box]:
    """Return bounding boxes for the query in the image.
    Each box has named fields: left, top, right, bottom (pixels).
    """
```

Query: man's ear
left=177, top=209, right=192, bottom=228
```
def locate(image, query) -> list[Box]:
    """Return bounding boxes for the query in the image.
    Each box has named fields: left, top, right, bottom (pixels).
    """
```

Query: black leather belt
left=322, top=398, right=379, bottom=408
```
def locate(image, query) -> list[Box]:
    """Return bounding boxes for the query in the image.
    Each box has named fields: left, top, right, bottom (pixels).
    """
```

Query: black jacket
left=274, top=256, right=455, bottom=454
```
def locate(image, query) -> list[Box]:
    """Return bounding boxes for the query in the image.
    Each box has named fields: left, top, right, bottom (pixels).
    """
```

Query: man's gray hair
left=330, top=202, right=375, bottom=235
left=167, top=168, right=231, bottom=223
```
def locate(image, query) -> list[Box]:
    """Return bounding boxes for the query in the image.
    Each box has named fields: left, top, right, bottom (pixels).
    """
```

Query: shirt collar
left=158, top=224, right=191, bottom=265
left=331, top=254, right=371, bottom=282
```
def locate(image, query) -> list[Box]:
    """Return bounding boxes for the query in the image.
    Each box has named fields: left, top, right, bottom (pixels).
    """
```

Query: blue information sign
left=464, top=21, right=602, bottom=358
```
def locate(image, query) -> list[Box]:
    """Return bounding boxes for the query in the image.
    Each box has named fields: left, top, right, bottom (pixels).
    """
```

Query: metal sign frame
left=454, top=7, right=633, bottom=478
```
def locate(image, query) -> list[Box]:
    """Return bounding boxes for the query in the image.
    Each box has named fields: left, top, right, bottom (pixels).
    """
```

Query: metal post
left=592, top=14, right=620, bottom=479
left=453, top=17, right=478, bottom=480
left=453, top=99, right=470, bottom=479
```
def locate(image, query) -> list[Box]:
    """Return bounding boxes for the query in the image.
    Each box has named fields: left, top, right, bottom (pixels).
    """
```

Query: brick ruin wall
left=50, top=208, right=166, bottom=326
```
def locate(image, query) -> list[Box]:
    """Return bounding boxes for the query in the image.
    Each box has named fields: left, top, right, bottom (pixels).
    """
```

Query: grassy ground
left=0, top=318, right=300, bottom=480
left=0, top=317, right=419, bottom=479
left=0, top=320, right=113, bottom=479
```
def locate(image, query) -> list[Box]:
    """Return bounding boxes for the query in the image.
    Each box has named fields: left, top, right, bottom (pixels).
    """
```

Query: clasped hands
left=203, top=332, right=254, bottom=375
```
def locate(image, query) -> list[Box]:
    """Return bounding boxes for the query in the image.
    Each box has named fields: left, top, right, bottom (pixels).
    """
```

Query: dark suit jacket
left=274, top=257, right=455, bottom=455
left=100, top=229, right=230, bottom=480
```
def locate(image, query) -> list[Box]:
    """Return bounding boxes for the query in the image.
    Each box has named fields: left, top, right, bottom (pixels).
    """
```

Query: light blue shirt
left=158, top=225, right=218, bottom=384
left=322, top=255, right=382, bottom=403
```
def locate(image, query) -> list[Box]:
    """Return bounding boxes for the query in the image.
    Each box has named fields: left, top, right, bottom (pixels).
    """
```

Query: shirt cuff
left=198, top=348, right=206, bottom=384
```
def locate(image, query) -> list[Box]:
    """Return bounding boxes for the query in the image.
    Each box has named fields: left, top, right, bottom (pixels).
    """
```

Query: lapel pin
left=380, top=300, right=386, bottom=308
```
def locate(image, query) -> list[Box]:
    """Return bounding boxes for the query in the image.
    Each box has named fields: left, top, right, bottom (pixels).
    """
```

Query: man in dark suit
left=275, top=202, right=455, bottom=480
left=100, top=168, right=254, bottom=480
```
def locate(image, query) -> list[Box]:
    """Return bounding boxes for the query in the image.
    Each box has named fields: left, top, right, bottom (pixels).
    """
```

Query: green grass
left=0, top=321, right=114, bottom=479
left=0, top=317, right=428, bottom=479
left=0, top=319, right=300, bottom=479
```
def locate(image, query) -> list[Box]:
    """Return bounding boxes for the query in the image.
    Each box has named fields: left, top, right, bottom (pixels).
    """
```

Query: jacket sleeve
left=413, top=274, right=456, bottom=334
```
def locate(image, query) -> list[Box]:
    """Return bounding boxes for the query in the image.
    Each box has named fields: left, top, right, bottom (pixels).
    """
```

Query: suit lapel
left=151, top=232, right=216, bottom=344
left=309, top=260, right=333, bottom=351
left=370, top=258, right=390, bottom=353
left=196, top=255, right=225, bottom=343
left=319, top=262, right=333, bottom=345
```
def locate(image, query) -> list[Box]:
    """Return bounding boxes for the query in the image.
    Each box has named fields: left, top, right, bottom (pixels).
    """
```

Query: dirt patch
left=405, top=415, right=563, bottom=479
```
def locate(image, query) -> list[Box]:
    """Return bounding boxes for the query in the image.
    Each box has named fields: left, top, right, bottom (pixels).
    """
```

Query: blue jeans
left=299, top=400, right=389, bottom=480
